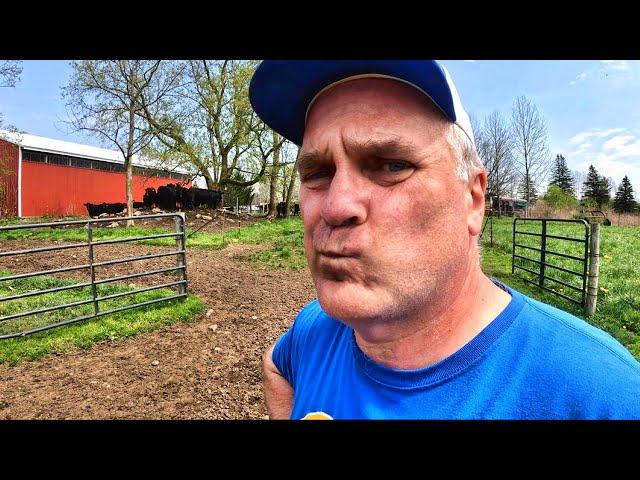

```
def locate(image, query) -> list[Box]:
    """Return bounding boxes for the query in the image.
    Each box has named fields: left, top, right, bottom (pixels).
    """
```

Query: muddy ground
left=0, top=217, right=316, bottom=419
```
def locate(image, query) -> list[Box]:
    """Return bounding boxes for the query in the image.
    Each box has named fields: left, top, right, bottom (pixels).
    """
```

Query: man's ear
left=467, top=168, right=487, bottom=237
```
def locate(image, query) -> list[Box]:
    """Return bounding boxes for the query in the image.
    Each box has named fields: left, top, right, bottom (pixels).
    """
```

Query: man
left=249, top=60, right=640, bottom=419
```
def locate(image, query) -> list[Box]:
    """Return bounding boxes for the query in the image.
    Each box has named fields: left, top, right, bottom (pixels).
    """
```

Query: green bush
left=543, top=185, right=579, bottom=210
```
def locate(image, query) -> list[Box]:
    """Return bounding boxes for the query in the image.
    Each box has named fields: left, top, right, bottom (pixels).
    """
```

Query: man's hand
left=262, top=341, right=294, bottom=419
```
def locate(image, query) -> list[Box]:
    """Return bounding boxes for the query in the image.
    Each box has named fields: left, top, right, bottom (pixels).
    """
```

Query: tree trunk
left=125, top=157, right=134, bottom=227
left=204, top=171, right=217, bottom=190
left=282, top=166, right=288, bottom=205
left=267, top=131, right=281, bottom=217
left=284, top=166, right=296, bottom=219
left=525, top=172, right=530, bottom=217
left=126, top=104, right=136, bottom=227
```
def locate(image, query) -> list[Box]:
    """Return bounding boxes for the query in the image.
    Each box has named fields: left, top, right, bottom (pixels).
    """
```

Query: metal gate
left=512, top=218, right=590, bottom=307
left=0, top=213, right=187, bottom=339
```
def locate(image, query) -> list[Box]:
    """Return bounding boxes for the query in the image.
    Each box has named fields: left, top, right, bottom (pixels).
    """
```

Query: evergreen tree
left=613, top=175, right=637, bottom=213
left=597, top=176, right=612, bottom=207
left=224, top=172, right=254, bottom=209
left=517, top=176, right=538, bottom=203
left=582, top=165, right=611, bottom=208
left=549, top=154, right=574, bottom=195
left=582, top=165, right=599, bottom=201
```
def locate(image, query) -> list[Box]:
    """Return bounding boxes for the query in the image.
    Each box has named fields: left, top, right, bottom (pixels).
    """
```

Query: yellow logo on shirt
left=301, top=411, right=333, bottom=420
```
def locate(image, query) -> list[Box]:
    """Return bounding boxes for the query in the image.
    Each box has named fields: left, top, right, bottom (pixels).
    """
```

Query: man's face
left=298, top=77, right=480, bottom=329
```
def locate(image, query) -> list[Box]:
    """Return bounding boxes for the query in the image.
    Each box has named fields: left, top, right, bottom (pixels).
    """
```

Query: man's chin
left=315, top=279, right=391, bottom=323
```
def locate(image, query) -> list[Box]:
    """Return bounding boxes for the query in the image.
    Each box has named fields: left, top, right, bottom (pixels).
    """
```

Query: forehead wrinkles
left=305, top=98, right=449, bottom=159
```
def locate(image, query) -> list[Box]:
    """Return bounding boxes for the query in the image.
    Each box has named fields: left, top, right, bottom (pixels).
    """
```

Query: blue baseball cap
left=248, top=60, right=475, bottom=148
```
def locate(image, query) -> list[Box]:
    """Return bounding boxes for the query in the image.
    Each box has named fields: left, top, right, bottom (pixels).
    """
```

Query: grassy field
left=0, top=218, right=304, bottom=252
left=0, top=270, right=204, bottom=365
left=1, top=215, right=638, bottom=361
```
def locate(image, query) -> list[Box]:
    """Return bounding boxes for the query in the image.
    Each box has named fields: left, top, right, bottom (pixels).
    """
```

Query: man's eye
left=302, top=170, right=330, bottom=181
left=384, top=162, right=410, bottom=172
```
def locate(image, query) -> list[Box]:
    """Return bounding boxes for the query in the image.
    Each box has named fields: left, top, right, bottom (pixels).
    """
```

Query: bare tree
left=282, top=143, right=299, bottom=218
left=0, top=61, right=22, bottom=132
left=62, top=60, right=171, bottom=226
left=139, top=60, right=280, bottom=192
left=483, top=111, right=516, bottom=216
left=0, top=61, right=22, bottom=210
left=572, top=170, right=586, bottom=199
left=0, top=61, right=22, bottom=88
left=510, top=96, right=550, bottom=216
left=267, top=131, right=282, bottom=217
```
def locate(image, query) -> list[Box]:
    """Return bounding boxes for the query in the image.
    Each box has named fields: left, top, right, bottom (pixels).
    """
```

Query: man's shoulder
left=495, top=288, right=640, bottom=418
left=513, top=289, right=640, bottom=377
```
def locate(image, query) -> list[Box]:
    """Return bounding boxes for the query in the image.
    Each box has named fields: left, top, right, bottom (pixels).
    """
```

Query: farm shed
left=0, top=131, right=191, bottom=217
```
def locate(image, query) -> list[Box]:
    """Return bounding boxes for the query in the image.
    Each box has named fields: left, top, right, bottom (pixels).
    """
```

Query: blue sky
left=1, top=60, right=640, bottom=195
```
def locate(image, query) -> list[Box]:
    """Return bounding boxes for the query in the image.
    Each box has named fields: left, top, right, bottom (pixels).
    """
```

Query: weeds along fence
left=0, top=213, right=187, bottom=339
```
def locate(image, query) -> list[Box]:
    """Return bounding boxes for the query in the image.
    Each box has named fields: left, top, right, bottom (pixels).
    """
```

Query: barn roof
left=0, top=130, right=190, bottom=174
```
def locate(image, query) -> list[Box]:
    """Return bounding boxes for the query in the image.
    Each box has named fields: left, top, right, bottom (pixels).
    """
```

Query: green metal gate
left=512, top=218, right=590, bottom=307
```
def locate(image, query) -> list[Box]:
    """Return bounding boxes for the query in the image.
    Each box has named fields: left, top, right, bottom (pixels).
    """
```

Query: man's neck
left=353, top=264, right=512, bottom=370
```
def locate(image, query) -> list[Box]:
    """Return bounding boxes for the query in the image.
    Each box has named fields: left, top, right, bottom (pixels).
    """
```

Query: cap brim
left=249, top=60, right=457, bottom=146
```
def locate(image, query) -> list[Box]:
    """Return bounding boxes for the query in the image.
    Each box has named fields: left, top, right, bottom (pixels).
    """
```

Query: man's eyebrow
left=295, top=138, right=420, bottom=170
left=295, top=151, right=322, bottom=171
left=346, top=137, right=420, bottom=158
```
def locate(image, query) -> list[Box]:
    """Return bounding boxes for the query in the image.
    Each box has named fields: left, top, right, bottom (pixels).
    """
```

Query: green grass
left=248, top=221, right=307, bottom=270
left=0, top=270, right=204, bottom=365
left=2, top=215, right=637, bottom=360
left=0, top=217, right=305, bottom=251
left=0, top=217, right=309, bottom=268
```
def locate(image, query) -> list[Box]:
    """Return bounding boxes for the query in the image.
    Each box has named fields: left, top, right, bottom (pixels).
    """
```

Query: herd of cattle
left=84, top=184, right=222, bottom=217
left=143, top=184, right=223, bottom=211
left=84, top=183, right=300, bottom=218
left=277, top=202, right=300, bottom=217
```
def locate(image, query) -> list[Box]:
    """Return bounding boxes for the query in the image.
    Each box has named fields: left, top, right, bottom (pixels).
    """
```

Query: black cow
left=292, top=203, right=300, bottom=216
left=277, top=201, right=287, bottom=217
left=156, top=184, right=179, bottom=211
left=133, top=201, right=145, bottom=209
left=189, top=187, right=222, bottom=209
left=151, top=184, right=223, bottom=212
left=143, top=187, right=157, bottom=208
left=84, top=202, right=126, bottom=217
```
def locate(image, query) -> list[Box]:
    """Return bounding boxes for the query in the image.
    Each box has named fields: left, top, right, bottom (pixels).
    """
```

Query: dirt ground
left=0, top=218, right=316, bottom=419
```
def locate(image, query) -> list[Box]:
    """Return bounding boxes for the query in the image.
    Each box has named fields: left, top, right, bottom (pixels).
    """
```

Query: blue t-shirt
left=272, top=281, right=640, bottom=419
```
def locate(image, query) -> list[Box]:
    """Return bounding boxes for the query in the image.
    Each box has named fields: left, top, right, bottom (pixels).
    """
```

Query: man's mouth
left=319, top=250, right=352, bottom=258
left=317, top=248, right=363, bottom=260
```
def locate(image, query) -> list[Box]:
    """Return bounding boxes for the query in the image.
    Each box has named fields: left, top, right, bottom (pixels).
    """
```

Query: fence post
left=87, top=221, right=99, bottom=315
left=586, top=222, right=601, bottom=316
left=511, top=218, right=517, bottom=274
left=539, top=219, right=547, bottom=287
left=490, top=215, right=493, bottom=246
left=174, top=213, right=187, bottom=298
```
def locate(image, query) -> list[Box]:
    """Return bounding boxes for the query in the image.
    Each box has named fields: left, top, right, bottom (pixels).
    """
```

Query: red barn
left=0, top=131, right=192, bottom=218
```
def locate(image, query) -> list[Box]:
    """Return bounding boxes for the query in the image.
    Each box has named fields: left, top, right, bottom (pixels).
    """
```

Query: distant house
left=0, top=131, right=191, bottom=217
left=486, top=195, right=528, bottom=216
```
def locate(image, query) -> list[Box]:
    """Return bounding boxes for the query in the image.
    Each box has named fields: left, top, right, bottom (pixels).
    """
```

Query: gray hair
left=445, top=124, right=485, bottom=258
left=445, top=124, right=484, bottom=183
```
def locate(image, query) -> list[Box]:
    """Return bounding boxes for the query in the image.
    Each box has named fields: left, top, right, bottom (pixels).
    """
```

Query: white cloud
left=463, top=60, right=477, bottom=63
left=564, top=128, right=640, bottom=196
left=569, top=71, right=589, bottom=86
left=602, top=134, right=635, bottom=151
left=569, top=128, right=626, bottom=145
left=601, top=60, right=630, bottom=71
left=569, top=61, right=639, bottom=86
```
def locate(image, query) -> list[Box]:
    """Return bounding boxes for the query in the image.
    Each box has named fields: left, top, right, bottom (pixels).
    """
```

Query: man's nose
left=320, top=167, right=368, bottom=227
